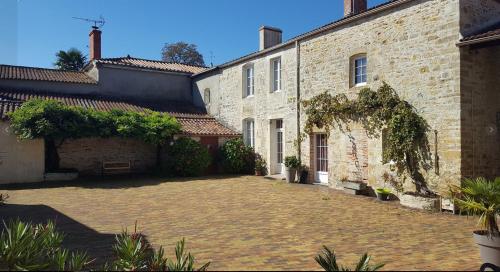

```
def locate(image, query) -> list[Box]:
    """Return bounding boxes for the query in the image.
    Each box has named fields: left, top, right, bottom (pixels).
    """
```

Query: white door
left=315, top=134, right=329, bottom=184
left=275, top=120, right=284, bottom=174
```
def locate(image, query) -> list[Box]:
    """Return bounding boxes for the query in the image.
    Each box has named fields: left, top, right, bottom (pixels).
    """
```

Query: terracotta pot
left=255, top=170, right=263, bottom=176
left=473, top=231, right=500, bottom=267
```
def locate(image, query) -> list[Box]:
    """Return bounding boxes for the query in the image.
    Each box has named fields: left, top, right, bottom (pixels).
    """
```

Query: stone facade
left=193, top=0, right=500, bottom=194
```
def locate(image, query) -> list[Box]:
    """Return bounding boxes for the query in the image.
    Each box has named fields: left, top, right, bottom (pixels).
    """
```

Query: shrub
left=315, top=246, right=384, bottom=271
left=111, top=226, right=210, bottom=271
left=218, top=138, right=255, bottom=174
left=0, top=219, right=91, bottom=271
left=284, top=156, right=300, bottom=169
left=454, top=177, right=500, bottom=237
left=164, top=137, right=211, bottom=177
left=255, top=154, right=267, bottom=175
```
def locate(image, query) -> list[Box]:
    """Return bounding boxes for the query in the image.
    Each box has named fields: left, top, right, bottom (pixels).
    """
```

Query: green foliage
left=375, top=188, right=391, bottom=195
left=315, top=246, right=384, bottom=271
left=111, top=226, right=209, bottom=271
left=218, top=138, right=255, bottom=174
left=161, top=42, right=206, bottom=67
left=164, top=137, right=211, bottom=177
left=254, top=154, right=267, bottom=174
left=454, top=177, right=500, bottom=237
left=0, top=219, right=91, bottom=271
left=9, top=99, right=181, bottom=144
left=284, top=156, right=300, bottom=168
left=302, top=82, right=431, bottom=195
left=54, top=48, right=87, bottom=71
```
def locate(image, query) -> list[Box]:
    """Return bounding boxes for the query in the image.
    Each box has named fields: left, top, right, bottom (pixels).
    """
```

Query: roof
left=0, top=89, right=239, bottom=137
left=194, top=0, right=413, bottom=76
left=0, top=65, right=97, bottom=84
left=92, top=56, right=209, bottom=74
left=458, top=21, right=500, bottom=46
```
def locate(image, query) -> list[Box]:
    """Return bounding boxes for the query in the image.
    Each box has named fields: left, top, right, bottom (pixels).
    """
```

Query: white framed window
left=351, top=54, right=367, bottom=87
left=243, top=65, right=254, bottom=97
left=203, top=88, right=211, bottom=104
left=243, top=119, right=255, bottom=147
left=271, top=57, right=281, bottom=92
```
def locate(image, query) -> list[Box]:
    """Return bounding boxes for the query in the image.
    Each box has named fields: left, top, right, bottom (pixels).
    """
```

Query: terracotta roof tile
left=0, top=89, right=239, bottom=137
left=460, top=22, right=500, bottom=43
left=0, top=65, right=96, bottom=84
left=94, top=57, right=208, bottom=74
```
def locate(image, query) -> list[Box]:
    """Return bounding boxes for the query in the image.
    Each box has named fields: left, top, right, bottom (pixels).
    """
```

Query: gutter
left=193, top=0, right=415, bottom=77
left=456, top=34, right=500, bottom=47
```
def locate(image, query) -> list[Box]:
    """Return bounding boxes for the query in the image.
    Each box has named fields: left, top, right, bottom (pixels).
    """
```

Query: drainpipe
left=295, top=40, right=301, bottom=160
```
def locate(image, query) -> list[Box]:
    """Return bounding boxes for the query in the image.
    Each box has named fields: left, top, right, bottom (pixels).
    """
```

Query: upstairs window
left=271, top=57, right=281, bottom=92
left=244, top=65, right=254, bottom=97
left=352, top=54, right=367, bottom=87
left=204, top=88, right=211, bottom=104
left=243, top=119, right=255, bottom=148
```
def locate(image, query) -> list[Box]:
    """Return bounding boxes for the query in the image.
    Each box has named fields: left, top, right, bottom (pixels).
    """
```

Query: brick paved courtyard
left=0, top=176, right=481, bottom=270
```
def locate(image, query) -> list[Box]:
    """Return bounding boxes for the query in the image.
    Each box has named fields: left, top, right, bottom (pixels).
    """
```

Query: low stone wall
left=58, top=137, right=157, bottom=176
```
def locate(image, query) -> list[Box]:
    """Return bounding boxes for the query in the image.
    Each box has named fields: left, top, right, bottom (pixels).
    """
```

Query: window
left=271, top=58, right=281, bottom=92
left=243, top=119, right=255, bottom=147
left=203, top=89, right=211, bottom=104
left=244, top=66, right=254, bottom=97
left=352, top=55, right=367, bottom=86
left=316, top=134, right=328, bottom=172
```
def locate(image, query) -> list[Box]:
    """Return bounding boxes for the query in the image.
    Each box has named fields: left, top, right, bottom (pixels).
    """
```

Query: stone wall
left=460, top=45, right=500, bottom=180
left=298, top=0, right=462, bottom=193
left=194, top=44, right=299, bottom=173
left=0, top=122, right=44, bottom=184
left=58, top=137, right=156, bottom=176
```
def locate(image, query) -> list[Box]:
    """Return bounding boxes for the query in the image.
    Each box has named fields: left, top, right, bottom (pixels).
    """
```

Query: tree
left=54, top=48, right=87, bottom=71
left=161, top=42, right=205, bottom=66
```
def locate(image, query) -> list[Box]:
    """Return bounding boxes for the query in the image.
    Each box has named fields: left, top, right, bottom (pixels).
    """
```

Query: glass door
left=315, top=134, right=328, bottom=184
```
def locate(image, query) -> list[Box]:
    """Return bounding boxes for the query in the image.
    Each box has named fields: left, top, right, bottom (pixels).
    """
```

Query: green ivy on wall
left=302, top=82, right=433, bottom=195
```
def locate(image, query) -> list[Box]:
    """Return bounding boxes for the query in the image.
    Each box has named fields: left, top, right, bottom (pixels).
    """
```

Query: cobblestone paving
left=0, top=176, right=481, bottom=271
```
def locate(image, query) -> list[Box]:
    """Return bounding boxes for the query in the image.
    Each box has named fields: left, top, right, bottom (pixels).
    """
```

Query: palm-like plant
left=54, top=48, right=87, bottom=71
left=454, top=177, right=500, bottom=237
left=315, top=246, right=384, bottom=271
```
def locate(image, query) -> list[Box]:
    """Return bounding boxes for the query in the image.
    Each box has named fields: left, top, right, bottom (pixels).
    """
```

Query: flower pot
left=474, top=231, right=500, bottom=267
left=299, top=170, right=309, bottom=184
left=255, top=170, right=263, bottom=176
left=376, top=192, right=390, bottom=201
left=284, top=167, right=296, bottom=183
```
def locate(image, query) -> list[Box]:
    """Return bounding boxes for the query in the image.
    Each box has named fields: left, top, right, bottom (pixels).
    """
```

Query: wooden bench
left=102, top=161, right=131, bottom=176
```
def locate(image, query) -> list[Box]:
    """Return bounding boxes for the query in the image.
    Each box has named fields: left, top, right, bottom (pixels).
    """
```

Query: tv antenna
left=72, top=15, right=105, bottom=29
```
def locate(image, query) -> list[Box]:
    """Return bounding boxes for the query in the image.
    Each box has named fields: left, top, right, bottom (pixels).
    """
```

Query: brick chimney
left=89, top=26, right=101, bottom=61
left=344, top=0, right=367, bottom=17
left=259, top=26, right=282, bottom=51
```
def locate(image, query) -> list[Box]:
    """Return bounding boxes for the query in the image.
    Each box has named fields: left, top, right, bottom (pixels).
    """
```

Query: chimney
left=259, top=26, right=282, bottom=51
left=89, top=26, right=101, bottom=61
left=344, top=0, right=367, bottom=17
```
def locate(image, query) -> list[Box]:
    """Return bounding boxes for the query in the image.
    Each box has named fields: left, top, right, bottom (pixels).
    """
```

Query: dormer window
left=351, top=54, right=367, bottom=87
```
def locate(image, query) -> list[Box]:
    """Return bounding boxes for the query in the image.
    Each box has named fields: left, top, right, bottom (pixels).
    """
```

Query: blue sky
left=0, top=0, right=387, bottom=68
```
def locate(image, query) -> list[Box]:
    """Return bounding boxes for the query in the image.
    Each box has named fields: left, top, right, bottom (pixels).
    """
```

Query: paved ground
left=0, top=176, right=481, bottom=271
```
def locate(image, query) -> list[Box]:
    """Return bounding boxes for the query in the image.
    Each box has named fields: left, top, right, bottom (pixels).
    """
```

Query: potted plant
left=298, top=165, right=310, bottom=184
left=254, top=154, right=267, bottom=176
left=284, top=156, right=300, bottom=183
left=375, top=188, right=391, bottom=201
left=454, top=177, right=500, bottom=266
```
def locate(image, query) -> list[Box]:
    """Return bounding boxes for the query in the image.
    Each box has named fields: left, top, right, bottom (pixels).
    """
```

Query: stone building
left=192, top=0, right=500, bottom=193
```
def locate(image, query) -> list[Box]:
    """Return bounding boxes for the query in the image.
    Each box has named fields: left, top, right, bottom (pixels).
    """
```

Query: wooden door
left=200, top=136, right=219, bottom=174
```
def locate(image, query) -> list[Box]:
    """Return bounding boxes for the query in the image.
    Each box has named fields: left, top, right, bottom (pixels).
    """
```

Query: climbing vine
left=302, top=82, right=432, bottom=195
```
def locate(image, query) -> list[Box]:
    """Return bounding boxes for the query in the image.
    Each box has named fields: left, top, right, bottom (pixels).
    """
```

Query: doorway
left=270, top=119, right=284, bottom=175
left=315, top=134, right=328, bottom=184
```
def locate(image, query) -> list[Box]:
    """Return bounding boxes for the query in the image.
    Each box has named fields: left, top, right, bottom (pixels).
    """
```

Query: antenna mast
left=72, top=15, right=105, bottom=29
